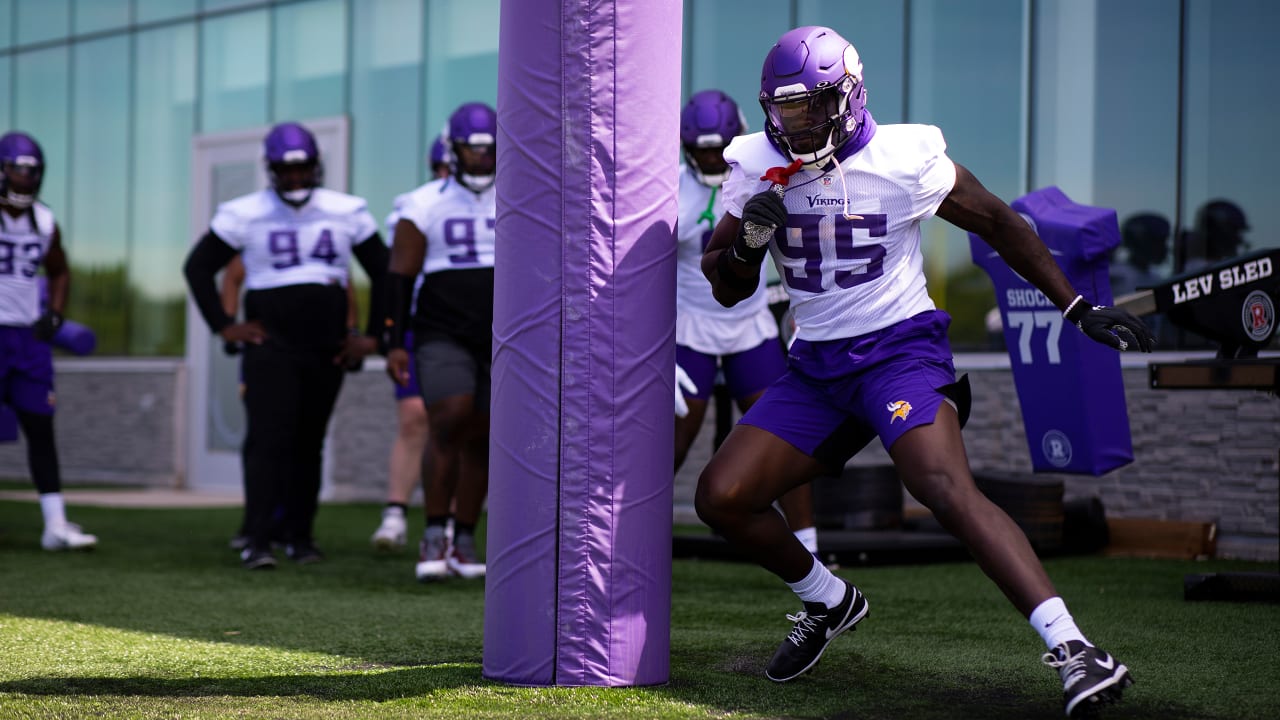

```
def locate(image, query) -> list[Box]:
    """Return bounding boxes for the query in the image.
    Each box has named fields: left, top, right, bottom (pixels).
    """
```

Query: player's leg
left=447, top=408, right=489, bottom=579
left=890, top=405, right=1132, bottom=715
left=284, top=354, right=343, bottom=564
left=4, top=329, right=95, bottom=550
left=725, top=338, right=819, bottom=555
left=696, top=419, right=868, bottom=683
left=413, top=336, right=474, bottom=581
left=239, top=342, right=300, bottom=568
left=674, top=346, right=717, bottom=471
left=373, top=395, right=428, bottom=550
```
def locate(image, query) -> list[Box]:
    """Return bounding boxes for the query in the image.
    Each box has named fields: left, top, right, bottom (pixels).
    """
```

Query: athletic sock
left=39, top=492, right=67, bottom=530
left=793, top=526, right=818, bottom=554
left=786, top=555, right=848, bottom=609
left=385, top=502, right=407, bottom=515
left=1030, top=596, right=1090, bottom=649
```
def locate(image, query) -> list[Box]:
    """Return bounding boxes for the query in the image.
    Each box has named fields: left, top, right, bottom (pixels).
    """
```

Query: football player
left=384, top=103, right=496, bottom=581
left=183, top=121, right=388, bottom=569
left=0, top=131, right=97, bottom=551
left=697, top=26, right=1150, bottom=716
left=673, top=90, right=820, bottom=558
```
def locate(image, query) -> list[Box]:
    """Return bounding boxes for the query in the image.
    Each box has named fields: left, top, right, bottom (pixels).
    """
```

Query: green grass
left=1, top=499, right=1278, bottom=719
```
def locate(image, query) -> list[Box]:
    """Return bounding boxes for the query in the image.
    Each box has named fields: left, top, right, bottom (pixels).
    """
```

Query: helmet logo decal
left=887, top=400, right=912, bottom=423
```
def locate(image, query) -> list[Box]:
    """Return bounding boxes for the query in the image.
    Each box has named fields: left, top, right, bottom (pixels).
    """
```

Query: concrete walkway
left=0, top=488, right=242, bottom=508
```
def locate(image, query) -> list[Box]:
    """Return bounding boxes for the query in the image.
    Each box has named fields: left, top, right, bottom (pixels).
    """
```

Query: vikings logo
left=886, top=400, right=911, bottom=423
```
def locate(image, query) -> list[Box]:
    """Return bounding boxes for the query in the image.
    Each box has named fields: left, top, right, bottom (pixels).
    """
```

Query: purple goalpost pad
left=484, top=0, right=682, bottom=686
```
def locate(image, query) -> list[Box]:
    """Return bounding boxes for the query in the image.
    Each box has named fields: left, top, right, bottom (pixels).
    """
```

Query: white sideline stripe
left=0, top=489, right=241, bottom=508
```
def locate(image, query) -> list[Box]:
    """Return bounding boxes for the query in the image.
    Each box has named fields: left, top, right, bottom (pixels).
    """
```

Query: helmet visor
left=764, top=87, right=842, bottom=155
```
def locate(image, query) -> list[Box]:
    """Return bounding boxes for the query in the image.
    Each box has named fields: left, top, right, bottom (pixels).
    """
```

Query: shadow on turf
left=0, top=665, right=476, bottom=701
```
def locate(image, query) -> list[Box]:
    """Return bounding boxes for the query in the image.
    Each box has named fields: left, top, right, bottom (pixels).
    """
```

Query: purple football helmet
left=759, top=26, right=867, bottom=168
left=0, top=131, right=46, bottom=210
left=445, top=102, right=497, bottom=193
left=680, top=90, right=747, bottom=186
left=264, top=122, right=322, bottom=206
left=428, top=135, right=450, bottom=178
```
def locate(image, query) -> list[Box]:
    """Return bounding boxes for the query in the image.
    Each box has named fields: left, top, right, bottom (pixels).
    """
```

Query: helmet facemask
left=0, top=157, right=43, bottom=210
left=763, top=75, right=864, bottom=169
left=268, top=157, right=323, bottom=207
left=452, top=138, right=496, bottom=193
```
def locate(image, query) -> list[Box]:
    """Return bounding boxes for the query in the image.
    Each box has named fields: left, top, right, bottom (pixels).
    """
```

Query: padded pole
left=484, top=0, right=682, bottom=686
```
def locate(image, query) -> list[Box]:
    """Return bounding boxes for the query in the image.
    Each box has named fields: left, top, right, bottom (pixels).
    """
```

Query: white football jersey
left=676, top=165, right=776, bottom=354
left=395, top=178, right=496, bottom=276
left=0, top=203, right=57, bottom=326
left=722, top=125, right=957, bottom=341
left=210, top=188, right=378, bottom=291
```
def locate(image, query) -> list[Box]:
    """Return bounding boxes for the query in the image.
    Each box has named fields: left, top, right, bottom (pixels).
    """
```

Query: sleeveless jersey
left=209, top=187, right=379, bottom=290
left=0, top=203, right=57, bottom=326
left=676, top=165, right=776, bottom=354
left=721, top=125, right=956, bottom=341
left=395, top=178, right=496, bottom=351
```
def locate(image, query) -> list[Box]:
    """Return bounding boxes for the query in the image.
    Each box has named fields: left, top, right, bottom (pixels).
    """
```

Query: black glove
left=223, top=341, right=242, bottom=356
left=33, top=310, right=63, bottom=342
left=731, top=189, right=788, bottom=265
left=1064, top=296, right=1155, bottom=352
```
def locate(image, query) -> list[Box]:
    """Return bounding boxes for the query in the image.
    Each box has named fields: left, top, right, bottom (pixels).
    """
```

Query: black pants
left=240, top=341, right=344, bottom=549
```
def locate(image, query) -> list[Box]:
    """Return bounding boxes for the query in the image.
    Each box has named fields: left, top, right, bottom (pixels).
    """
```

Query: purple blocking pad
left=970, top=186, right=1134, bottom=474
left=484, top=0, right=682, bottom=686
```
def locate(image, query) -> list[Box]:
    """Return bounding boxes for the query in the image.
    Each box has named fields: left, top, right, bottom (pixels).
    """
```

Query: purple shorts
left=740, top=310, right=957, bottom=468
left=392, top=330, right=422, bottom=401
left=0, top=326, right=55, bottom=415
left=676, top=337, right=786, bottom=402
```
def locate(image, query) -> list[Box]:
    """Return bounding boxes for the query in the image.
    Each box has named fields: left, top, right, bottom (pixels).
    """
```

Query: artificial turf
left=1, top=498, right=1277, bottom=719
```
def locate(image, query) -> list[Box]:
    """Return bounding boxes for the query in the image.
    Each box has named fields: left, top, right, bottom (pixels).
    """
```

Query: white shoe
left=414, top=531, right=450, bottom=582
left=446, top=534, right=486, bottom=579
left=371, top=507, right=408, bottom=550
left=42, top=522, right=98, bottom=551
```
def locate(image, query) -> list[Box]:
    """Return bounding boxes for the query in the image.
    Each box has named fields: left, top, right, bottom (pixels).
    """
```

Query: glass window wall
left=272, top=0, right=347, bottom=124
left=130, top=24, right=197, bottom=356
left=15, top=0, right=69, bottom=46
left=1, top=0, right=1275, bottom=356
left=135, top=0, right=196, bottom=25
left=73, top=0, right=131, bottom=36
left=351, top=0, right=423, bottom=223
left=67, top=36, right=131, bottom=354
left=200, top=9, right=269, bottom=133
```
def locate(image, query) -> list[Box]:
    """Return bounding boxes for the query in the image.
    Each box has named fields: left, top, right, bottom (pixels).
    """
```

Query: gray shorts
left=413, top=336, right=491, bottom=410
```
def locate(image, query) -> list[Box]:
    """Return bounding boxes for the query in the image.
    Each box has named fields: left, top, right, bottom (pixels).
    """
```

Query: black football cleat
left=765, top=580, right=868, bottom=682
left=1042, top=640, right=1134, bottom=717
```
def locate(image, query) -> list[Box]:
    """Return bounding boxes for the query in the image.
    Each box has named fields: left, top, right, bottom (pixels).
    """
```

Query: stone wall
left=2, top=354, right=1275, bottom=560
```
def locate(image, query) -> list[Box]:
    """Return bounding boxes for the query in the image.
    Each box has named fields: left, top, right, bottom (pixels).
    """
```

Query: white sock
left=793, top=526, right=818, bottom=554
left=1029, top=597, right=1090, bottom=649
left=39, top=492, right=67, bottom=530
left=786, top=556, right=847, bottom=609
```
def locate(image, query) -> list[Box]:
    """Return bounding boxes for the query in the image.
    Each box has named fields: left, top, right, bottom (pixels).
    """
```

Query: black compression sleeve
left=352, top=232, right=389, bottom=337
left=182, top=231, right=238, bottom=334
left=382, top=272, right=416, bottom=353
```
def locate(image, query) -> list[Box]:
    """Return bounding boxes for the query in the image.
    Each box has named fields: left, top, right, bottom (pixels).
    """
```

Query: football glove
left=33, top=310, right=63, bottom=343
left=731, top=189, right=787, bottom=265
left=1064, top=295, right=1154, bottom=352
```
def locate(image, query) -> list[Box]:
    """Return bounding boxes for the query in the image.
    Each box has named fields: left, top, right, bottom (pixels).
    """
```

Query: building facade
left=1, top=1, right=1276, bottom=558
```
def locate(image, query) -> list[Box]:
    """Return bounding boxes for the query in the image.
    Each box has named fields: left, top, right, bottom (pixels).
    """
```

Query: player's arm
left=183, top=230, right=265, bottom=345
left=936, top=163, right=1076, bottom=309
left=383, top=218, right=425, bottom=385
left=32, top=225, right=70, bottom=341
left=937, top=162, right=1153, bottom=351
left=220, top=254, right=245, bottom=317
left=334, top=232, right=389, bottom=369
left=701, top=213, right=758, bottom=307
